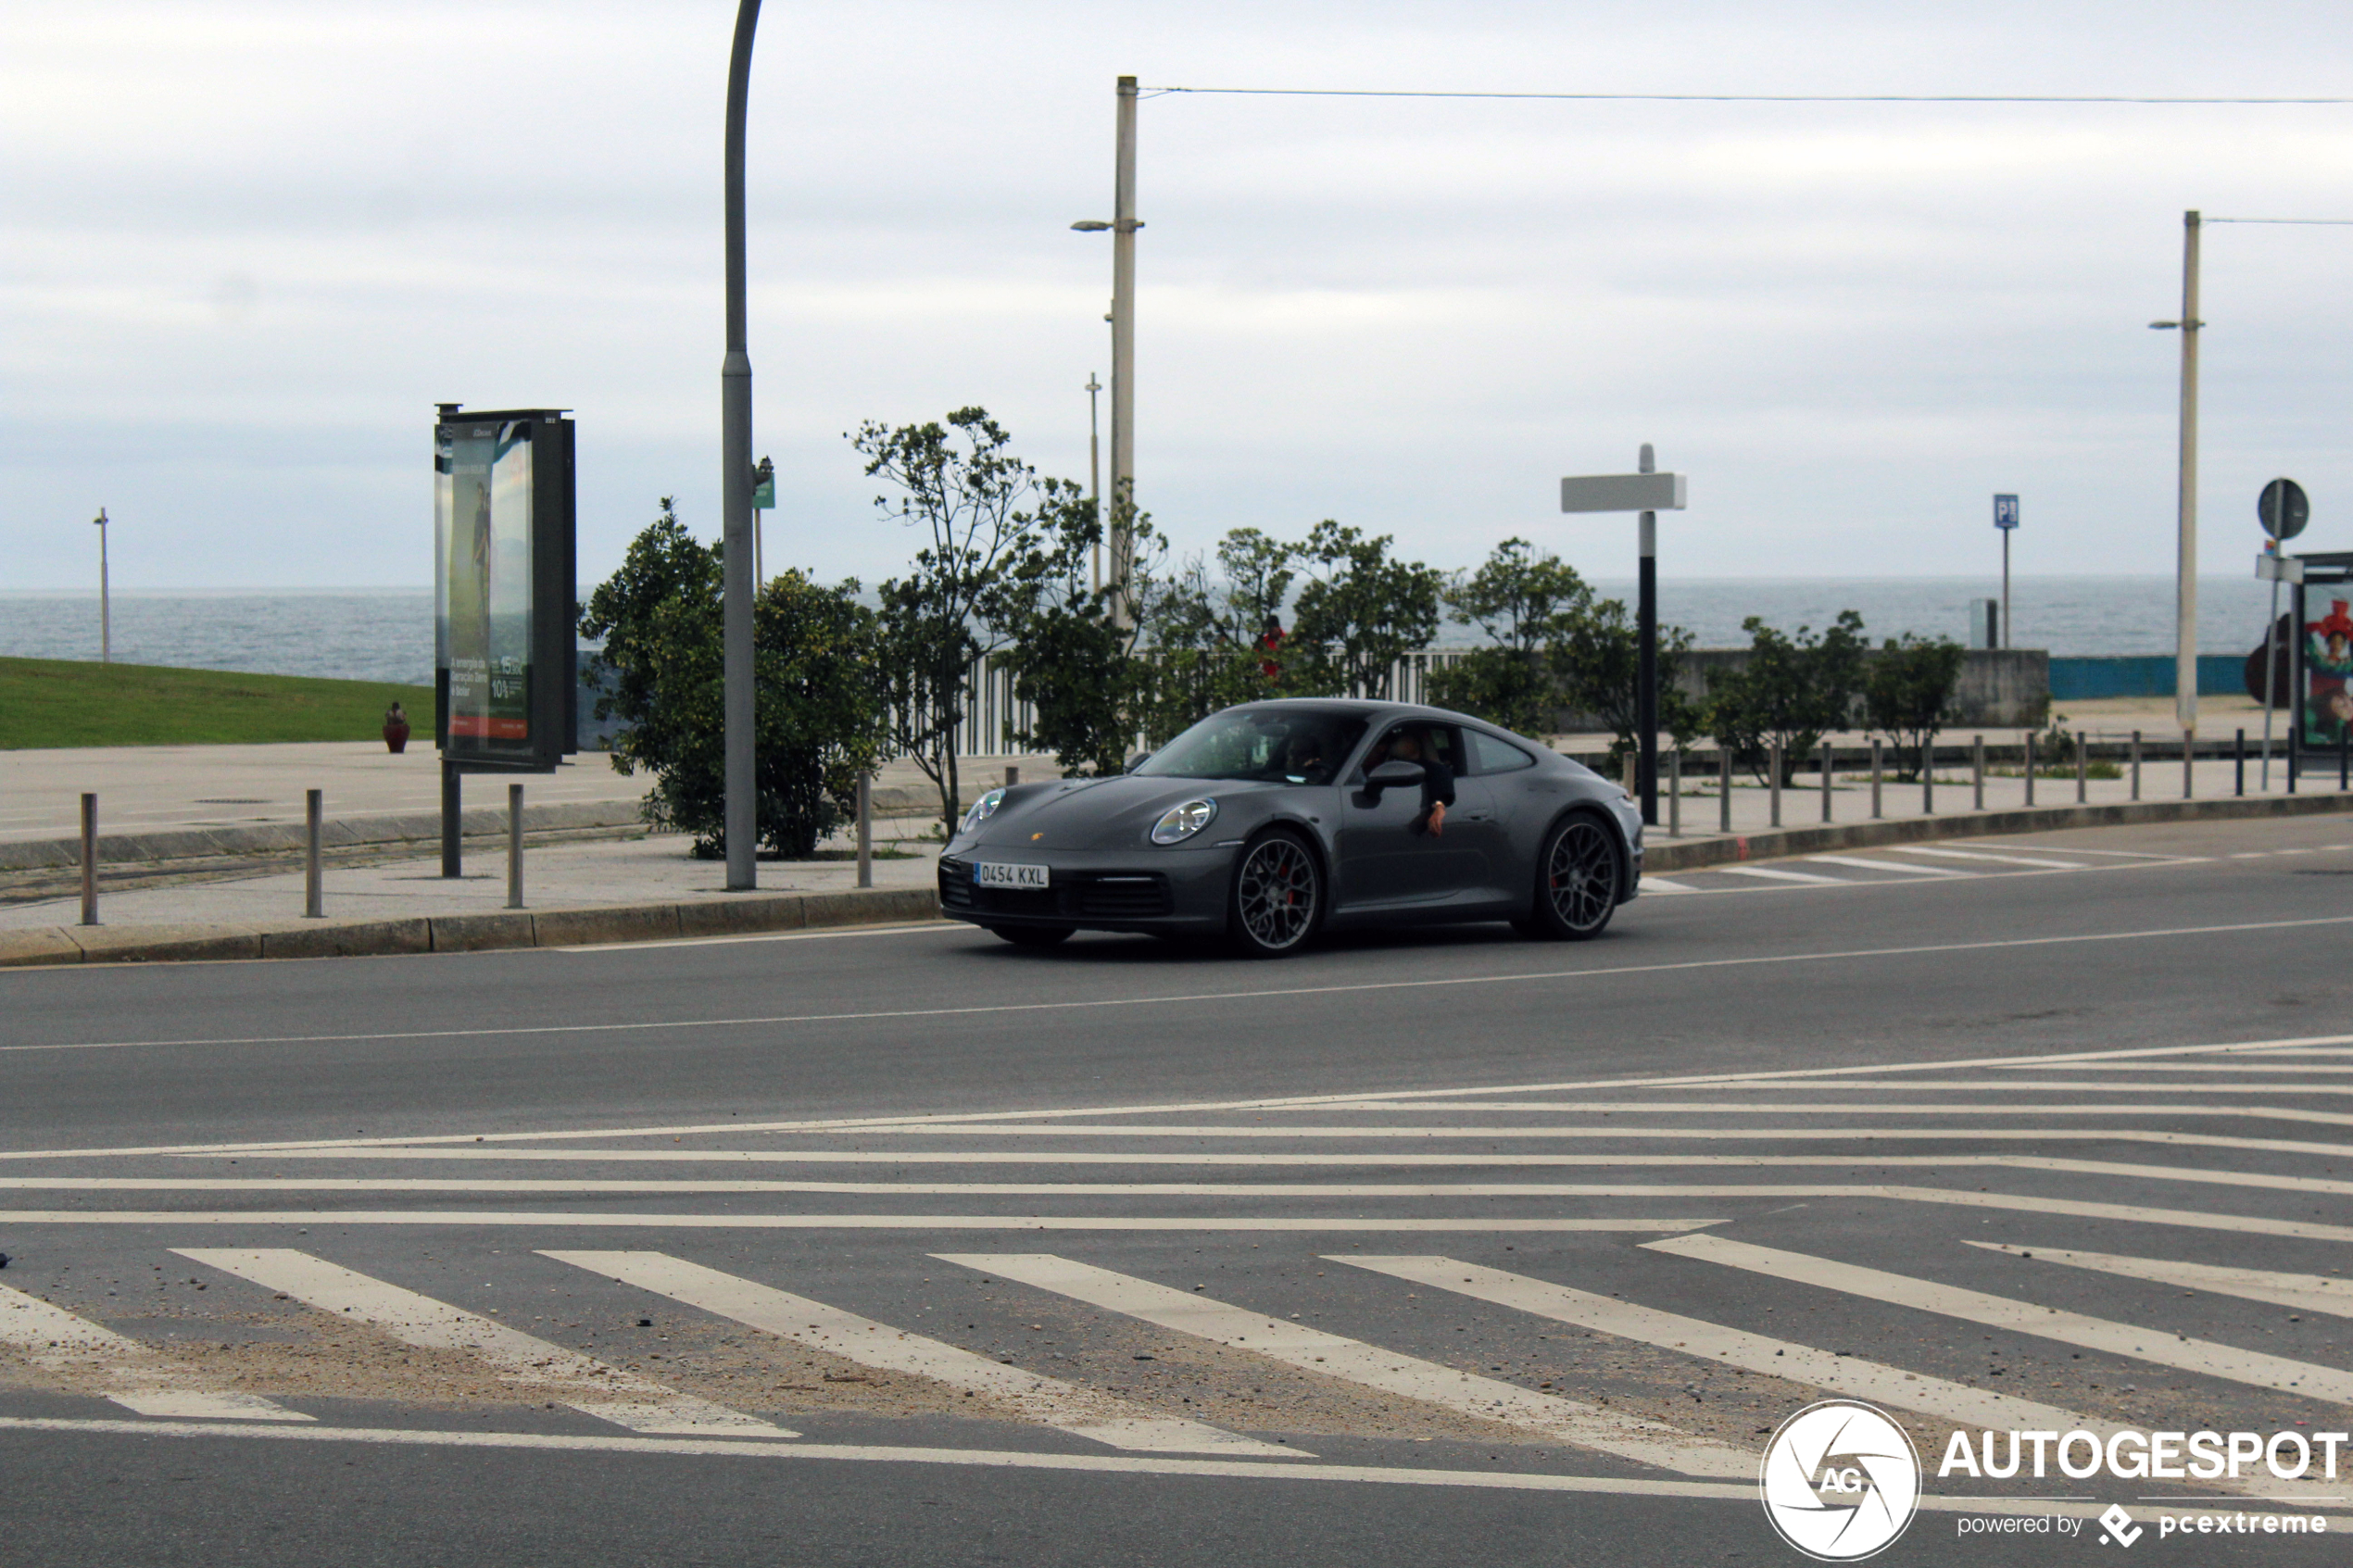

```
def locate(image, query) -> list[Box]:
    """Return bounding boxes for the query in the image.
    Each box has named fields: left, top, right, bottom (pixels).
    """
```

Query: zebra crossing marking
left=1713, top=866, right=1848, bottom=885
left=176, top=1248, right=795, bottom=1438
left=932, top=1252, right=1757, bottom=1479
left=1884, top=846, right=2090, bottom=870
left=1805, top=856, right=1972, bottom=878
left=0, top=1280, right=309, bottom=1422
left=1967, top=1242, right=2353, bottom=1321
left=1645, top=1234, right=2353, bottom=1403
left=539, top=1249, right=1302, bottom=1458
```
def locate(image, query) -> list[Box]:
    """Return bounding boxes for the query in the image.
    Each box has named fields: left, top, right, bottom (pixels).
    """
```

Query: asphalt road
left=6, top=809, right=2353, bottom=1566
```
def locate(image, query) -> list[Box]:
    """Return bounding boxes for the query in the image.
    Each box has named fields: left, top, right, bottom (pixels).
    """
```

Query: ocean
left=0, top=577, right=2304, bottom=685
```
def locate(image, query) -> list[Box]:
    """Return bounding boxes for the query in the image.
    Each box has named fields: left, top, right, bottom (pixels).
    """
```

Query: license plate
left=975, top=861, right=1050, bottom=889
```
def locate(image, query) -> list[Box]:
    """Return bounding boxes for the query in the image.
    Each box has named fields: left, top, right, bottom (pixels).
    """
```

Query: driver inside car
left=1375, top=727, right=1453, bottom=836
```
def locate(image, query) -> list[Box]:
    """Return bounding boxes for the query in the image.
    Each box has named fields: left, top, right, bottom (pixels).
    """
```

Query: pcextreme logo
left=1759, top=1400, right=1922, bottom=1562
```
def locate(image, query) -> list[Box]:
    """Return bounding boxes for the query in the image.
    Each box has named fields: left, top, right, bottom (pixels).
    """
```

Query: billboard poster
left=2304, top=593, right=2353, bottom=750
left=435, top=420, right=535, bottom=754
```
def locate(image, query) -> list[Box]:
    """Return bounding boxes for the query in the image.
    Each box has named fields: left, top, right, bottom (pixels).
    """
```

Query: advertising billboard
left=434, top=408, right=576, bottom=771
left=2301, top=589, right=2353, bottom=752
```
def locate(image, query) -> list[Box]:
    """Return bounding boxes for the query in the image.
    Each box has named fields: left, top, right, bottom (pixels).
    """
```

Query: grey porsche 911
left=937, top=698, right=1643, bottom=957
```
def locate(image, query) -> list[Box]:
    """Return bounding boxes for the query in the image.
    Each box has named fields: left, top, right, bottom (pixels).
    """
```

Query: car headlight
left=959, top=787, right=1006, bottom=835
left=1150, top=797, right=1217, bottom=845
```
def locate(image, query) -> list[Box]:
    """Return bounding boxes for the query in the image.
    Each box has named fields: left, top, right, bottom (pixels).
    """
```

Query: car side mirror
left=1365, top=759, right=1425, bottom=795
left=1125, top=751, right=1152, bottom=773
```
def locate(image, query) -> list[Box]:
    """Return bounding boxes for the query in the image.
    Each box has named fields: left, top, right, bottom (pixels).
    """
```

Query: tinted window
left=1467, top=731, right=1537, bottom=774
left=1138, top=707, right=1369, bottom=784
left=1360, top=721, right=1462, bottom=778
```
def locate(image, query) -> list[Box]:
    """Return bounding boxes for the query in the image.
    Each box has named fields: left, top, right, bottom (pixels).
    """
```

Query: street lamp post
left=91, top=508, right=111, bottom=664
left=1071, top=75, right=1140, bottom=623
left=2151, top=210, right=2203, bottom=742
left=721, top=0, right=762, bottom=892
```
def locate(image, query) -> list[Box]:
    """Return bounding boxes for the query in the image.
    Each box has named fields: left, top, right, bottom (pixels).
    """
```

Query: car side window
left=1467, top=731, right=1537, bottom=775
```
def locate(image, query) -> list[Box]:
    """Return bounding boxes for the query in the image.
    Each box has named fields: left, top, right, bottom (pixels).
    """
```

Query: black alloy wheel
left=993, top=925, right=1074, bottom=948
left=1525, top=813, right=1620, bottom=940
left=1228, top=831, right=1321, bottom=958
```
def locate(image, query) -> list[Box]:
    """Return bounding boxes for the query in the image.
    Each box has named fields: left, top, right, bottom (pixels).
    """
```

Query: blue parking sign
left=1994, top=494, right=2020, bottom=531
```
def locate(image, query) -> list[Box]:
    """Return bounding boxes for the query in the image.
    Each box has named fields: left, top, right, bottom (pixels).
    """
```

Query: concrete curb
left=1645, top=789, right=2353, bottom=872
left=0, top=886, right=940, bottom=969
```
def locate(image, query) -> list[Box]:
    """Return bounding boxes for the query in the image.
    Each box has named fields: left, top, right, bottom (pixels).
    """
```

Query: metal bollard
left=2024, top=733, right=2035, bottom=808
left=1870, top=739, right=1883, bottom=819
left=1667, top=749, right=1681, bottom=838
left=2291, top=739, right=2299, bottom=794
left=1768, top=743, right=1782, bottom=827
left=2235, top=729, right=2246, bottom=797
left=507, top=783, right=524, bottom=910
left=1719, top=746, right=1733, bottom=833
left=2131, top=731, right=2142, bottom=800
left=305, top=789, right=324, bottom=918
left=1923, top=744, right=1934, bottom=814
left=2183, top=734, right=2194, bottom=800
left=2342, top=726, right=2350, bottom=792
left=1972, top=736, right=1984, bottom=810
left=855, top=771, right=874, bottom=889
left=1006, top=764, right=1020, bottom=787
left=2076, top=732, right=2088, bottom=803
left=80, top=792, right=98, bottom=926
left=1622, top=752, right=1637, bottom=797
left=1820, top=740, right=1833, bottom=822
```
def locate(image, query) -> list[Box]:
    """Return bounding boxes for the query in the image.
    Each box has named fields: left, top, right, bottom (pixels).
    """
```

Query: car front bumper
left=937, top=846, right=1237, bottom=935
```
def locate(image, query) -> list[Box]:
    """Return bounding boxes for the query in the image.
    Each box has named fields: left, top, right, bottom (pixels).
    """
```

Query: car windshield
left=1136, top=708, right=1369, bottom=785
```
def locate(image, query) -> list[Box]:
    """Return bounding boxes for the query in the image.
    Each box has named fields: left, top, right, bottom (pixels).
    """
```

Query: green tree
left=1862, top=633, right=1968, bottom=781
left=854, top=408, right=1042, bottom=832
left=1289, top=521, right=1444, bottom=699
left=1549, top=598, right=1705, bottom=763
left=998, top=482, right=1162, bottom=776
left=1137, top=525, right=1298, bottom=742
left=578, top=499, right=884, bottom=859
left=1425, top=538, right=1592, bottom=735
left=1704, top=610, right=1869, bottom=784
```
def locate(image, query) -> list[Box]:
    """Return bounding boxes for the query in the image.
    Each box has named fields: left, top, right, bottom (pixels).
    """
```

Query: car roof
left=1227, top=696, right=1520, bottom=736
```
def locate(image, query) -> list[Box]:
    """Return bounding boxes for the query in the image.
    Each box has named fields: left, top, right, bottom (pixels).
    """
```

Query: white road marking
left=1635, top=876, right=1698, bottom=893
left=1805, top=856, right=1972, bottom=877
left=542, top=1249, right=1300, bottom=1459
left=932, top=1253, right=1755, bottom=1479
left=18, top=1030, right=2353, bottom=1165
left=23, top=1414, right=2348, bottom=1521
left=0, top=1281, right=310, bottom=1422
left=1968, top=1242, right=2353, bottom=1320
left=1984, top=846, right=2187, bottom=859
left=555, top=923, right=953, bottom=953
left=1885, top=846, right=2089, bottom=869
left=175, top=1248, right=794, bottom=1438
left=1712, top=866, right=1848, bottom=885
left=10, top=915, right=2352, bottom=1068
left=1339, top=1256, right=2095, bottom=1432
left=6, top=1212, right=1721, bottom=1233
left=1647, top=1234, right=2353, bottom=1402
left=849, top=1103, right=2353, bottom=1129
left=1991, top=1062, right=2353, bottom=1073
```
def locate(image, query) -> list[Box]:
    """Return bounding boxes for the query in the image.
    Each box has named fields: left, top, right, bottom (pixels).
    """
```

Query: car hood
left=958, top=774, right=1279, bottom=853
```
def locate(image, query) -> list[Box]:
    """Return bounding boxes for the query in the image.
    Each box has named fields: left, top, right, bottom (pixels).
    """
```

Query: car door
left=1336, top=722, right=1483, bottom=909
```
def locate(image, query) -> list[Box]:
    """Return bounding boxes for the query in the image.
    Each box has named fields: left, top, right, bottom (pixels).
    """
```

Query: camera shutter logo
left=1759, top=1400, right=1921, bottom=1561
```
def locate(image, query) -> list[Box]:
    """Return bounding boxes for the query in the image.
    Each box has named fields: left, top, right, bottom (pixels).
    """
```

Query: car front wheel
left=1227, top=831, right=1322, bottom=958
left=1524, top=812, right=1621, bottom=940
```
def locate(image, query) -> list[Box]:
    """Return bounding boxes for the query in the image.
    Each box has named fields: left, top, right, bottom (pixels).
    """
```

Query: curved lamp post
left=722, top=0, right=762, bottom=889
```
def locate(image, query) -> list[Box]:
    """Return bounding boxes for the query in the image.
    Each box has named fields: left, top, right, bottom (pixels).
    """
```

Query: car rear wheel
left=1228, top=831, right=1321, bottom=958
left=1524, top=812, right=1620, bottom=940
left=992, top=925, right=1073, bottom=948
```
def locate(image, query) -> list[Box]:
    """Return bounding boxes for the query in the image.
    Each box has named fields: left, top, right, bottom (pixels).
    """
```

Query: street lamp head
left=2149, top=320, right=2181, bottom=330
left=1070, top=220, right=1112, bottom=232
left=92, top=508, right=107, bottom=526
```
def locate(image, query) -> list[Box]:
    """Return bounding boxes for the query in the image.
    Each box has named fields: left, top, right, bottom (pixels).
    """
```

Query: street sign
left=2257, top=552, right=2306, bottom=584
left=1994, top=494, right=2020, bottom=531
left=1560, top=471, right=1685, bottom=513
left=752, top=456, right=776, bottom=510
left=2259, top=477, right=2309, bottom=541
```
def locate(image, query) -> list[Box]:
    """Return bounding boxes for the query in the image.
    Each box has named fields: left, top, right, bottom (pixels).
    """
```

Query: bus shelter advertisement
left=435, top=419, right=535, bottom=753
left=2304, top=592, right=2352, bottom=751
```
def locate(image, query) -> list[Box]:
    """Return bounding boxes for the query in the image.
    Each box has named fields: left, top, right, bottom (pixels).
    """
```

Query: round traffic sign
left=2259, top=477, right=2309, bottom=541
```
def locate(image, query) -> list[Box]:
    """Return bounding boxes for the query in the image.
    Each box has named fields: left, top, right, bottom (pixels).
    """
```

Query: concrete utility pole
left=2152, top=210, right=2203, bottom=740
left=1636, top=445, right=1659, bottom=828
left=721, top=0, right=761, bottom=891
left=1087, top=371, right=1103, bottom=593
left=91, top=508, right=111, bottom=664
left=1074, top=78, right=1140, bottom=622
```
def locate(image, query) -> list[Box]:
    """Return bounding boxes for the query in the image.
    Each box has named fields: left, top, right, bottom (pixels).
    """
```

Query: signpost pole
left=1637, top=444, right=1659, bottom=828
left=2172, top=212, right=2203, bottom=745
left=2255, top=481, right=2309, bottom=790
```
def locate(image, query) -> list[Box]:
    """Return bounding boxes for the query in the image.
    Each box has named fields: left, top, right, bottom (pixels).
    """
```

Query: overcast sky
left=7, top=0, right=2353, bottom=595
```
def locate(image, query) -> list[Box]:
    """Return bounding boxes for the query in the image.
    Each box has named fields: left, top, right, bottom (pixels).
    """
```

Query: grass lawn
left=0, top=658, right=437, bottom=748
